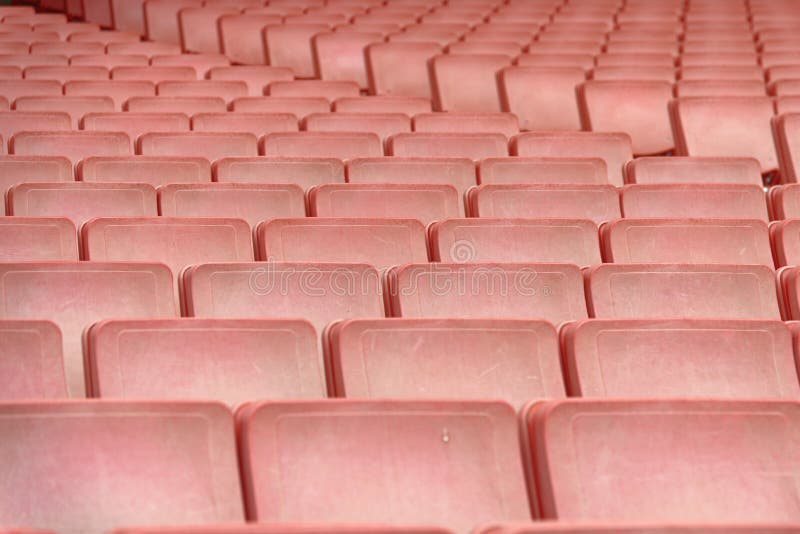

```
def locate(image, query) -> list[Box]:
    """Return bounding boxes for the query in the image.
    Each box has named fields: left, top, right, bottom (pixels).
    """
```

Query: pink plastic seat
left=0, top=80, right=61, bottom=103
left=770, top=219, right=800, bottom=266
left=675, top=80, right=767, bottom=97
left=624, top=156, right=764, bottom=185
left=515, top=53, right=595, bottom=71
left=267, top=80, right=360, bottom=102
left=263, top=24, right=332, bottom=78
left=237, top=400, right=530, bottom=530
left=770, top=184, right=800, bottom=219
left=312, top=31, right=382, bottom=88
left=11, top=131, right=131, bottom=167
left=70, top=54, right=149, bottom=69
left=585, top=264, right=781, bottom=319
left=138, top=132, right=258, bottom=160
left=261, top=132, right=382, bottom=159
left=151, top=54, right=230, bottom=78
left=68, top=31, right=140, bottom=46
left=0, top=401, right=242, bottom=532
left=511, top=132, right=633, bottom=186
left=82, top=112, right=190, bottom=149
left=0, top=112, right=71, bottom=152
left=430, top=218, right=601, bottom=266
left=213, top=155, right=344, bottom=189
left=144, top=0, right=203, bottom=45
left=326, top=318, right=563, bottom=408
left=387, top=262, right=588, bottom=325
left=0, top=262, right=176, bottom=396
left=523, top=399, right=800, bottom=521
left=217, top=13, right=282, bottom=65
left=125, top=96, right=227, bottom=115
left=334, top=96, right=432, bottom=114
left=158, top=183, right=306, bottom=228
left=0, top=217, right=77, bottom=261
left=0, top=319, right=66, bottom=399
left=23, top=66, right=109, bottom=83
left=78, top=156, right=211, bottom=186
left=14, top=96, right=114, bottom=129
left=498, top=67, right=585, bottom=131
left=208, top=66, right=293, bottom=97
left=366, top=42, right=442, bottom=98
left=106, top=42, right=183, bottom=58
left=87, top=318, right=324, bottom=404
left=0, top=155, right=73, bottom=195
left=30, top=41, right=104, bottom=57
left=310, top=183, right=461, bottom=223
left=412, top=112, right=519, bottom=136
left=387, top=132, right=508, bottom=159
left=774, top=113, right=800, bottom=183
left=468, top=184, right=621, bottom=223
left=303, top=112, right=411, bottom=143
left=179, top=6, right=239, bottom=54
left=477, top=157, right=608, bottom=185
left=430, top=54, right=511, bottom=112
left=578, top=80, right=674, bottom=155
left=601, top=218, right=773, bottom=265
left=156, top=80, right=248, bottom=103
left=232, top=96, right=329, bottom=117
left=64, top=80, right=155, bottom=110
left=670, top=97, right=779, bottom=175
left=591, top=65, right=676, bottom=82
left=621, top=184, right=769, bottom=220
left=0, top=54, right=68, bottom=69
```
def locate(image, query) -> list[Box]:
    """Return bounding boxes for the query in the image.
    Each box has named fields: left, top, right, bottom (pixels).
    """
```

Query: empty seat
left=191, top=112, right=297, bottom=137
left=515, top=53, right=595, bottom=71
left=0, top=155, right=72, bottom=195
left=87, top=318, right=324, bottom=403
left=8, top=183, right=157, bottom=229
left=601, top=218, right=773, bottom=265
left=70, top=54, right=149, bottom=69
left=156, top=80, right=247, bottom=103
left=778, top=266, right=800, bottom=319
left=0, top=216, right=77, bottom=261
left=64, top=80, right=155, bottom=110
left=208, top=66, right=294, bottom=97
left=151, top=54, right=230, bottom=78
left=771, top=219, right=800, bottom=266
left=183, top=262, right=385, bottom=337
left=585, top=264, right=781, bottom=319
left=366, top=42, right=442, bottom=98
left=263, top=24, right=332, bottom=78
left=774, top=113, right=800, bottom=183
left=68, top=30, right=140, bottom=46
left=256, top=218, right=427, bottom=271
left=214, top=156, right=344, bottom=189
left=82, top=112, right=190, bottom=148
left=671, top=97, right=779, bottom=175
left=624, top=157, right=764, bottom=185
left=312, top=31, right=382, bottom=88
left=267, top=80, right=360, bottom=102
left=387, top=132, right=508, bottom=159
left=430, top=54, right=510, bottom=112
left=578, top=80, right=674, bottom=155
left=772, top=80, right=800, bottom=97
left=107, top=42, right=182, bottom=58
left=562, top=319, right=799, bottom=398
left=303, top=112, right=411, bottom=143
left=111, top=66, right=196, bottom=84
left=0, top=55, right=68, bottom=69
left=232, top=96, right=329, bottom=117
left=237, top=400, right=531, bottom=530
left=469, top=184, right=621, bottom=223
left=138, top=132, right=258, bottom=160
left=11, top=131, right=132, bottom=166
left=158, top=183, right=306, bottom=228
left=412, top=112, right=519, bottom=136
left=475, top=524, right=800, bottom=534
left=0, top=80, right=61, bottom=103
left=591, top=65, right=676, bottom=83
left=0, top=319, right=66, bottom=399
left=310, top=183, right=461, bottom=223
left=334, top=96, right=432, bottom=115
left=0, top=401, right=242, bottom=532
left=511, top=132, right=633, bottom=186
left=112, top=522, right=455, bottom=534
left=14, top=96, right=114, bottom=129
left=0, top=112, right=71, bottom=151
left=261, top=132, right=382, bottom=159
left=675, top=80, right=767, bottom=97
left=78, top=156, right=211, bottom=186
left=24, top=65, right=110, bottom=83
left=478, top=157, right=608, bottom=185
left=770, top=184, right=800, bottom=219
left=523, top=399, right=800, bottom=521
left=387, top=262, right=588, bottom=325
left=0, top=262, right=175, bottom=396
left=125, top=96, right=227, bottom=115
left=179, top=6, right=239, bottom=54
left=430, top=218, right=601, bottom=266
left=217, top=13, right=283, bottom=66
left=621, top=184, right=769, bottom=220
left=326, top=318, right=563, bottom=408
left=82, top=217, right=254, bottom=288
left=498, top=67, right=585, bottom=131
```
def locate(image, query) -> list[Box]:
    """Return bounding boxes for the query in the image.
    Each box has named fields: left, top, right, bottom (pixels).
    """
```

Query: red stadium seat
left=0, top=217, right=77, bottom=261
left=24, top=66, right=109, bottom=83
left=601, top=218, right=773, bottom=265
left=237, top=400, right=530, bottom=530
left=585, top=264, right=781, bottom=319
left=326, top=318, right=564, bottom=408
left=125, top=96, right=227, bottom=115
left=30, top=41, right=104, bottom=57
left=11, top=131, right=132, bottom=166
left=156, top=80, right=248, bottom=103
left=510, top=132, right=633, bottom=186
left=478, top=157, right=608, bottom=185
left=263, top=24, right=332, bottom=78
left=68, top=31, right=140, bottom=46
left=0, top=401, right=242, bottom=532
left=333, top=96, right=432, bottom=114
left=183, top=262, right=385, bottom=337
left=8, top=182, right=157, bottom=228
left=0, top=319, right=66, bottom=399
left=577, top=80, right=674, bottom=155
left=366, top=42, right=442, bottom=98
left=430, top=54, right=511, bottom=112
left=386, top=262, right=588, bottom=325
left=770, top=184, right=800, bottom=219
left=82, top=112, right=190, bottom=149
left=144, top=0, right=202, bottom=45
left=151, top=54, right=230, bottom=78
left=178, top=6, right=239, bottom=54
left=773, top=113, right=800, bottom=183
left=78, top=156, right=211, bottom=186
left=0, top=54, right=68, bottom=69
left=70, top=54, right=149, bottom=69
left=191, top=112, right=298, bottom=136
left=261, top=132, right=382, bottom=159
left=523, top=400, right=800, bottom=521
left=208, top=66, right=294, bottom=97
left=303, top=112, right=411, bottom=143
left=0, top=112, right=71, bottom=152
left=267, top=80, right=360, bottom=102
left=217, top=13, right=283, bottom=66
left=106, top=42, right=183, bottom=58
left=671, top=96, right=779, bottom=175
left=158, top=183, right=306, bottom=228
left=430, top=218, right=601, bottom=266
left=0, top=155, right=73, bottom=195
left=412, top=112, right=519, bottom=136
left=0, top=79, right=62, bottom=103
left=387, top=132, right=508, bottom=159
left=87, top=318, right=324, bottom=403
left=675, top=80, right=766, bottom=97
left=232, top=96, right=329, bottom=117
left=624, top=157, right=764, bottom=185
left=14, top=96, right=114, bottom=129
left=498, top=67, right=585, bottom=131
left=0, top=262, right=175, bottom=397
left=138, top=132, right=258, bottom=160
left=64, top=80, right=156, bottom=110
left=770, top=219, right=800, bottom=266
left=310, top=183, right=461, bottom=223
left=214, top=156, right=345, bottom=189
left=515, top=53, right=596, bottom=71
left=256, top=218, right=427, bottom=270
left=620, top=184, right=769, bottom=220
left=312, top=31, right=382, bottom=88
left=591, top=65, right=676, bottom=82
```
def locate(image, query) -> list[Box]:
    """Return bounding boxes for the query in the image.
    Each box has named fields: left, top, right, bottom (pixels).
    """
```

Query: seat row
left=1, top=397, right=800, bottom=533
